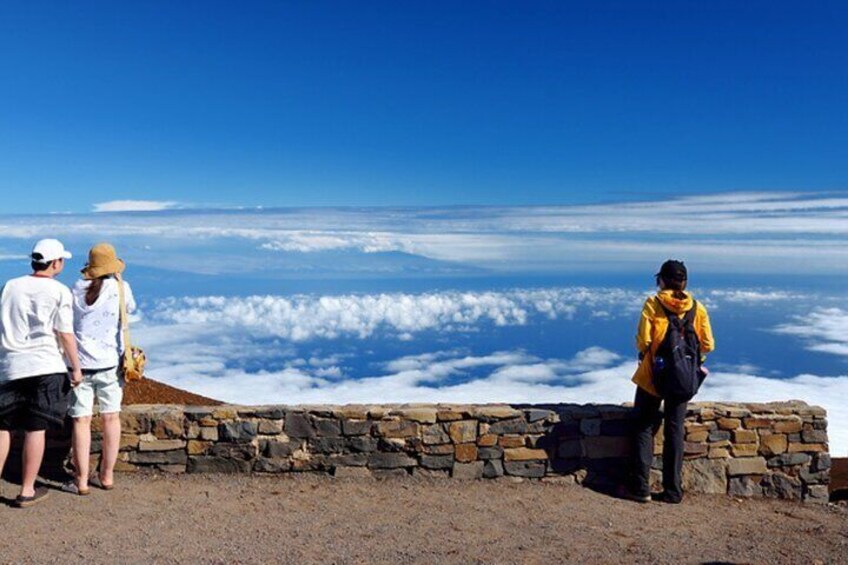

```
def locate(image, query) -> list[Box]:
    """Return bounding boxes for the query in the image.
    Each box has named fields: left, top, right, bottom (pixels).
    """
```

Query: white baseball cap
left=31, top=239, right=73, bottom=263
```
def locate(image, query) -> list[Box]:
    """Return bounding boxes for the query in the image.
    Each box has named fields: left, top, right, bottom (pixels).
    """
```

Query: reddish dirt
left=122, top=378, right=222, bottom=406
left=0, top=473, right=846, bottom=564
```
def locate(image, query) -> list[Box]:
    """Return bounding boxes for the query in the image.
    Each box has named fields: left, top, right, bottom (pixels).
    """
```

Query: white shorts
left=69, top=367, right=123, bottom=418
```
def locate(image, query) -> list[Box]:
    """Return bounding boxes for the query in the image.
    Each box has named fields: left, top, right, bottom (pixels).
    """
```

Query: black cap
left=656, top=260, right=687, bottom=282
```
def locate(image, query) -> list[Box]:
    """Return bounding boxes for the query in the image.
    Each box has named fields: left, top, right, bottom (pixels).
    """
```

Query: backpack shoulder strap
left=683, top=300, right=698, bottom=324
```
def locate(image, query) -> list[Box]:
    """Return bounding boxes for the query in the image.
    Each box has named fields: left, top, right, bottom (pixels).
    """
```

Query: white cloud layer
left=774, top=308, right=848, bottom=358
left=93, top=200, right=179, bottom=212
left=147, top=287, right=645, bottom=342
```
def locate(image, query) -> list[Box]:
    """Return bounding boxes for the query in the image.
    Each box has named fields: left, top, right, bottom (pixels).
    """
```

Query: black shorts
left=0, top=373, right=71, bottom=432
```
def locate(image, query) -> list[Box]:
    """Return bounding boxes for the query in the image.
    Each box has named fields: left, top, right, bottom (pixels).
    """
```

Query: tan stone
left=472, top=406, right=522, bottom=419
left=423, top=444, right=455, bottom=455
left=332, top=407, right=369, bottom=419
left=396, top=408, right=438, bottom=424
left=199, top=426, right=219, bottom=441
left=743, top=417, right=772, bottom=429
left=700, top=408, right=717, bottom=421
left=730, top=443, right=758, bottom=458
left=187, top=440, right=212, bottom=455
left=685, top=422, right=710, bottom=434
left=120, top=412, right=150, bottom=433
left=772, top=419, right=803, bottom=433
left=436, top=410, right=466, bottom=422
left=477, top=434, right=498, bottom=447
left=708, top=447, right=730, bottom=459
left=504, top=447, right=548, bottom=461
left=498, top=435, right=525, bottom=448
left=727, top=457, right=767, bottom=476
left=120, top=434, right=139, bottom=451
left=732, top=429, right=758, bottom=444
left=710, top=439, right=731, bottom=448
left=455, top=443, right=478, bottom=463
left=258, top=419, right=284, bottom=435
left=186, top=422, right=200, bottom=439
left=717, top=418, right=741, bottom=430
left=448, top=420, right=478, bottom=444
left=686, top=431, right=709, bottom=442
left=377, top=420, right=421, bottom=438
left=788, top=442, right=827, bottom=453
left=759, top=434, right=787, bottom=456
left=198, top=417, right=217, bottom=427
left=139, top=439, right=186, bottom=452
left=212, top=407, right=238, bottom=420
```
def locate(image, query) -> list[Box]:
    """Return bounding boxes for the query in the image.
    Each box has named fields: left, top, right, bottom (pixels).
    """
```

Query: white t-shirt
left=72, top=277, right=136, bottom=370
left=0, top=275, right=75, bottom=381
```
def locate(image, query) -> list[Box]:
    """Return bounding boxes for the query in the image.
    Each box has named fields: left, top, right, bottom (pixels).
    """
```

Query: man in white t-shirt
left=0, top=239, right=83, bottom=508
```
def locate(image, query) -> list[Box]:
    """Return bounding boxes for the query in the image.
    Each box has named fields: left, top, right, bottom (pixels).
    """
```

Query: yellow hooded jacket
left=632, top=290, right=715, bottom=397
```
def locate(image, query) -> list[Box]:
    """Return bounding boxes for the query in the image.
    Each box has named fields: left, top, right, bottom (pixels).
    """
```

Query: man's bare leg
left=20, top=430, right=45, bottom=497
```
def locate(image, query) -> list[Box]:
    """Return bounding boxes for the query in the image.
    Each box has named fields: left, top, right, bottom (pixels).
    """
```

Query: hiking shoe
left=13, top=486, right=50, bottom=508
left=652, top=491, right=683, bottom=504
left=617, top=485, right=651, bottom=503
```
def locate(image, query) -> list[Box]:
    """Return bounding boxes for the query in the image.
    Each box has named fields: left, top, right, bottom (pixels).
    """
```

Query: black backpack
left=652, top=300, right=703, bottom=401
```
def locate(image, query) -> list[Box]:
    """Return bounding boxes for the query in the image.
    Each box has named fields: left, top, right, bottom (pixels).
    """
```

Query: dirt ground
left=0, top=473, right=846, bottom=564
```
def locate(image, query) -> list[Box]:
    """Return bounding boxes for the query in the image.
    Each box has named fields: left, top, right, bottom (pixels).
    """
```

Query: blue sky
left=2, top=1, right=847, bottom=211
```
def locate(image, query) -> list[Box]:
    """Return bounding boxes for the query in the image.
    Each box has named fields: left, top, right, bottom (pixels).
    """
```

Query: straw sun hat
left=80, top=243, right=126, bottom=280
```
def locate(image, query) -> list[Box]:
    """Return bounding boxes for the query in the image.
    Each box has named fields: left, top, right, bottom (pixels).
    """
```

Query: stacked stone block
left=88, top=401, right=828, bottom=502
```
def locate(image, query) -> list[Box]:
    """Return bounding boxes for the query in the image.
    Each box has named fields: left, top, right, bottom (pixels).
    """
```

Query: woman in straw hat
left=64, top=243, right=136, bottom=495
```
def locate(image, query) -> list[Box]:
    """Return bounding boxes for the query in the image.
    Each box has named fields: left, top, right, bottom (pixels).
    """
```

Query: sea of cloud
left=132, top=286, right=848, bottom=455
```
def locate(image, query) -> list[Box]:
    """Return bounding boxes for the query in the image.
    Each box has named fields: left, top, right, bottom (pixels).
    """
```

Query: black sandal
left=13, top=486, right=50, bottom=508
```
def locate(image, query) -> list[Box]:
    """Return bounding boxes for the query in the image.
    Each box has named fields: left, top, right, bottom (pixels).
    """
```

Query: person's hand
left=69, top=368, right=83, bottom=388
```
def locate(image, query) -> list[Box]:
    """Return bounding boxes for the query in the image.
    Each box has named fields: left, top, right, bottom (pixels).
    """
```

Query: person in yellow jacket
left=623, top=260, right=715, bottom=504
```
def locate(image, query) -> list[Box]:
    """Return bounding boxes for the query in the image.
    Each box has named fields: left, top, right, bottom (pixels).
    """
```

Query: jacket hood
left=656, top=289, right=693, bottom=314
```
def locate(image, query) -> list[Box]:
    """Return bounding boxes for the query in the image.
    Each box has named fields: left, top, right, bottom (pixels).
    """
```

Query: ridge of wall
left=83, top=401, right=829, bottom=502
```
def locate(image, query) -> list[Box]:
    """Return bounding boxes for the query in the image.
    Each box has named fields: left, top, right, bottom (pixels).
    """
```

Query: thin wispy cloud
left=93, top=200, right=180, bottom=213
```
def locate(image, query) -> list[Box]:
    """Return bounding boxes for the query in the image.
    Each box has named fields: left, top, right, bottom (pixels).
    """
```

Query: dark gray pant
left=632, top=387, right=688, bottom=501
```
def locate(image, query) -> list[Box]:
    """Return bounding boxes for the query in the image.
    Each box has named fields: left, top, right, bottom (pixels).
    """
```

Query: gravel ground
left=1, top=473, right=846, bottom=564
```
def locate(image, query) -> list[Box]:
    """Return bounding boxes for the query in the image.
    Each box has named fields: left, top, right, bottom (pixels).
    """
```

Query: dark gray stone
left=812, top=418, right=827, bottom=430
left=580, top=418, right=601, bottom=436
left=478, top=446, right=504, bottom=460
left=263, top=439, right=297, bottom=458
left=346, top=436, right=379, bottom=453
left=600, top=419, right=632, bottom=436
left=328, top=453, right=369, bottom=467
left=811, top=453, right=831, bottom=472
left=799, top=467, right=829, bottom=485
left=183, top=407, right=215, bottom=421
left=557, top=440, right=581, bottom=459
left=368, top=452, right=417, bottom=469
left=128, top=451, right=188, bottom=465
left=788, top=433, right=801, bottom=442
left=801, top=429, right=828, bottom=443
left=187, top=456, right=251, bottom=473
left=342, top=419, right=373, bottom=436
left=421, top=424, right=451, bottom=445
left=767, top=453, right=811, bottom=468
left=309, top=437, right=346, bottom=454
left=483, top=459, right=504, bottom=479
left=315, top=418, right=342, bottom=437
left=761, top=472, right=803, bottom=500
left=728, top=476, right=762, bottom=498
left=253, top=457, right=292, bottom=473
left=285, top=412, right=317, bottom=439
left=218, top=421, right=258, bottom=442
left=210, top=443, right=257, bottom=460
left=525, top=409, right=553, bottom=423
left=488, top=418, right=529, bottom=435
left=421, top=455, right=454, bottom=470
left=708, top=430, right=731, bottom=442
left=247, top=408, right=286, bottom=419
left=504, top=460, right=546, bottom=478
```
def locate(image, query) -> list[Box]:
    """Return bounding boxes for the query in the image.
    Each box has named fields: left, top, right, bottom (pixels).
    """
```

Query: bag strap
left=116, top=274, right=133, bottom=364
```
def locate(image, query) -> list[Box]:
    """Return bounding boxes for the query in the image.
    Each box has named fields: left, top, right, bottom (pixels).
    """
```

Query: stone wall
left=89, top=401, right=829, bottom=502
